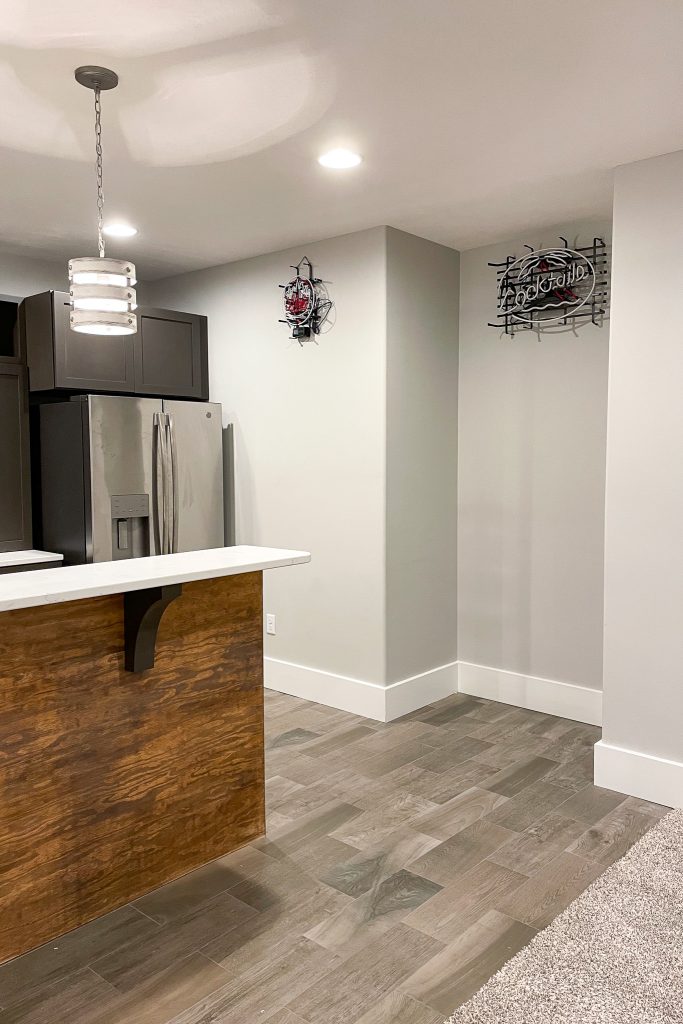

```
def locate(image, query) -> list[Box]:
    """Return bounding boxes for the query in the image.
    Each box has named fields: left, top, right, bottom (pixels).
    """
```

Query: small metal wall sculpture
left=489, top=236, right=609, bottom=336
left=279, top=256, right=334, bottom=344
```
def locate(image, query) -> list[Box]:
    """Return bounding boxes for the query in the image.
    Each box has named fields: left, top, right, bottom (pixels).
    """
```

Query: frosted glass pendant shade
left=68, top=257, right=137, bottom=335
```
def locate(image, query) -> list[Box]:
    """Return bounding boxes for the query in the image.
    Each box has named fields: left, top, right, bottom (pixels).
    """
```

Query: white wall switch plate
left=266, top=613, right=276, bottom=635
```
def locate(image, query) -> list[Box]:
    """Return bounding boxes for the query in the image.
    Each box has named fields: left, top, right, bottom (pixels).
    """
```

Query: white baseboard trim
left=384, top=662, right=459, bottom=721
left=264, top=657, right=458, bottom=723
left=265, top=658, right=386, bottom=720
left=266, top=655, right=600, bottom=727
left=594, top=740, right=682, bottom=808
left=458, top=660, right=602, bottom=727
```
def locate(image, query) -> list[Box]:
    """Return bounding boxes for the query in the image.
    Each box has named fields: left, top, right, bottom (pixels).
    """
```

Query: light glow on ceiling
left=318, top=148, right=362, bottom=169
left=103, top=222, right=138, bottom=238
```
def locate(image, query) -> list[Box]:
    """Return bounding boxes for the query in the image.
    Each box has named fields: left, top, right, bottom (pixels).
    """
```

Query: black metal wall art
left=279, top=256, right=334, bottom=344
left=489, top=236, right=609, bottom=336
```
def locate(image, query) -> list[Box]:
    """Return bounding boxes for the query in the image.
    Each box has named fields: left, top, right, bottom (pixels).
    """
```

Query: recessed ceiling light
left=318, top=148, right=362, bottom=169
left=103, top=222, right=138, bottom=238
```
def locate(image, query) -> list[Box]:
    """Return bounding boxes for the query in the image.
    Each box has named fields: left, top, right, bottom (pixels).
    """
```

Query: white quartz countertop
left=0, top=549, right=64, bottom=569
left=0, top=546, right=310, bottom=613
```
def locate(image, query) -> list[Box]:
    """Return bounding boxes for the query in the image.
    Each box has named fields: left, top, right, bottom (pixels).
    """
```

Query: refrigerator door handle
left=158, top=412, right=173, bottom=554
left=162, top=414, right=174, bottom=555
left=153, top=412, right=166, bottom=554
left=167, top=414, right=179, bottom=554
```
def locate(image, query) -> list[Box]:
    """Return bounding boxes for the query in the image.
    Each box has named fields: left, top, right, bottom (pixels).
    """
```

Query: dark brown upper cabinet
left=0, top=297, right=21, bottom=364
left=0, top=364, right=32, bottom=552
left=134, top=306, right=208, bottom=400
left=22, top=291, right=208, bottom=400
left=24, top=291, right=136, bottom=393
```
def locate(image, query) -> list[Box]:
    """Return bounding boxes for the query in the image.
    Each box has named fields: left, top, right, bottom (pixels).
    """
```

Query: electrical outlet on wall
left=266, top=613, right=276, bottom=636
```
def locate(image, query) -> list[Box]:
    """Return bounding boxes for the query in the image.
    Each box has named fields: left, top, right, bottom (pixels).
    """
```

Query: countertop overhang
left=0, top=549, right=63, bottom=570
left=0, top=546, right=310, bottom=613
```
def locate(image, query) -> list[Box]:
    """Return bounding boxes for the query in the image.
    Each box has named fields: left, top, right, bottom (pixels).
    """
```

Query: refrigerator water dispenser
left=111, top=494, right=150, bottom=560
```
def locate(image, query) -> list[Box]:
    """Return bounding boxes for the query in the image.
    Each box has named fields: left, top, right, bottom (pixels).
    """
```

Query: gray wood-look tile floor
left=0, top=691, right=669, bottom=1023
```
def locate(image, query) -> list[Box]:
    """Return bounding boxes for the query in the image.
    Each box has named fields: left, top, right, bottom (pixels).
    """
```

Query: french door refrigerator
left=39, top=394, right=224, bottom=564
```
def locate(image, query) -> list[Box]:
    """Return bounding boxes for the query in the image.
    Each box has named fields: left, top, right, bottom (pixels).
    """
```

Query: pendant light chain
left=94, top=86, right=105, bottom=258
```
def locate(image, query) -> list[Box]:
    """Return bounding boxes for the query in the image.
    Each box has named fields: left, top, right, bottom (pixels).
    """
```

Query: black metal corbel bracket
left=123, top=584, right=183, bottom=673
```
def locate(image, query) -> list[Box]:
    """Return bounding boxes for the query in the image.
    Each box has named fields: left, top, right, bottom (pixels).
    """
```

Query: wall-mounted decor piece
left=279, top=257, right=334, bottom=344
left=68, top=67, right=137, bottom=337
left=489, top=236, right=609, bottom=336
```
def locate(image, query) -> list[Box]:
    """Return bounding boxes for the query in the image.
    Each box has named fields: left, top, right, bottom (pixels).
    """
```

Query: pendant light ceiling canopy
left=69, top=66, right=137, bottom=336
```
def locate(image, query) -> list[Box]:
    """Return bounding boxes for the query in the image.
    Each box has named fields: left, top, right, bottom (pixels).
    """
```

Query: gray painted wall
left=458, top=221, right=611, bottom=690
left=385, top=228, right=459, bottom=682
left=0, top=251, right=65, bottom=297
left=603, top=150, right=683, bottom=763
left=143, top=227, right=389, bottom=685
left=145, top=226, right=460, bottom=694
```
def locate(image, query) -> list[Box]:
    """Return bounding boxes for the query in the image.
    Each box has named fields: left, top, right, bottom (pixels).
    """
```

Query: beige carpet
left=446, top=808, right=683, bottom=1024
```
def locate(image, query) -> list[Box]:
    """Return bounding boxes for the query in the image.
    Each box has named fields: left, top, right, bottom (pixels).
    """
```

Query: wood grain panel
left=0, top=572, right=265, bottom=964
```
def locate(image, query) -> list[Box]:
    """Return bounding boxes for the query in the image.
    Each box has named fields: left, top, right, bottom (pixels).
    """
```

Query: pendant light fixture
left=69, top=66, right=137, bottom=336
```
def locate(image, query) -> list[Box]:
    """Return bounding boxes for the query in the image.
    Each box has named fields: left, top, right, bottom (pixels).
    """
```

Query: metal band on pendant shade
left=68, top=67, right=137, bottom=336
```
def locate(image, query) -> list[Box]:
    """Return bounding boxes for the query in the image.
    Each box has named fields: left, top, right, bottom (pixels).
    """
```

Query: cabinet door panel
left=134, top=308, right=208, bottom=399
left=0, top=366, right=31, bottom=551
left=53, top=292, right=136, bottom=393
left=0, top=298, right=20, bottom=363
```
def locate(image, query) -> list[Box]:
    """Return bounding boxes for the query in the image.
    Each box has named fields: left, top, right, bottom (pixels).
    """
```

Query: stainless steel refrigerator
left=39, top=394, right=225, bottom=564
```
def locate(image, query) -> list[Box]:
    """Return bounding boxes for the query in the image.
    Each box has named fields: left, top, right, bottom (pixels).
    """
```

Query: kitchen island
left=0, top=545, right=309, bottom=964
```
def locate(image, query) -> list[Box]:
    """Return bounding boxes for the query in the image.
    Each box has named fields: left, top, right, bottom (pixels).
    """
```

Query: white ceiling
left=0, top=0, right=681, bottom=278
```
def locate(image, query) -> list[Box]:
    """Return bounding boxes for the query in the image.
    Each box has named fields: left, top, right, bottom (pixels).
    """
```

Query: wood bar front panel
left=0, top=572, right=264, bottom=964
